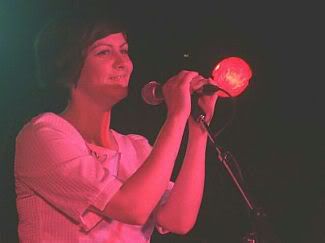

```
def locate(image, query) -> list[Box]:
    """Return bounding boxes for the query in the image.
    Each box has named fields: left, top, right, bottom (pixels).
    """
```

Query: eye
left=96, top=50, right=111, bottom=56
left=121, top=49, right=129, bottom=55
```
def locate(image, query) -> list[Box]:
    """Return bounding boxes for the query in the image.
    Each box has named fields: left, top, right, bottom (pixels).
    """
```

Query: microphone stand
left=191, top=94, right=280, bottom=243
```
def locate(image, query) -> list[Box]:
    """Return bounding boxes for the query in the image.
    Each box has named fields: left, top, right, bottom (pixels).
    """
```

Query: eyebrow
left=89, top=42, right=128, bottom=51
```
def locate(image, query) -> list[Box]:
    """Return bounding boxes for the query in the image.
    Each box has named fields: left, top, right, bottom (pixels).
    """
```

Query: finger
left=179, top=70, right=199, bottom=83
left=190, top=76, right=209, bottom=92
left=176, top=71, right=199, bottom=92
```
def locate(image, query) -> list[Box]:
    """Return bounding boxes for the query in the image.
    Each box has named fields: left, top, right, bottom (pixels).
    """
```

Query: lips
left=109, top=75, right=128, bottom=81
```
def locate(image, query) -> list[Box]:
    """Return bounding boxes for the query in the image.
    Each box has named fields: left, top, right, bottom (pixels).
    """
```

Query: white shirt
left=15, top=112, right=172, bottom=243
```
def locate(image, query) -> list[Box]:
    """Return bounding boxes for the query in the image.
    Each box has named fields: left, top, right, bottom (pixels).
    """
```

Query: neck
left=60, top=97, right=117, bottom=150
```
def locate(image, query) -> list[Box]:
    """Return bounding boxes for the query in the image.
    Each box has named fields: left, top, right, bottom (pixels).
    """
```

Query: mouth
left=109, top=75, right=128, bottom=81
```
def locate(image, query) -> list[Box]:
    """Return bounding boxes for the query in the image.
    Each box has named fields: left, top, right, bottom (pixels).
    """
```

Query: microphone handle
left=197, top=84, right=219, bottom=96
left=141, top=81, right=220, bottom=106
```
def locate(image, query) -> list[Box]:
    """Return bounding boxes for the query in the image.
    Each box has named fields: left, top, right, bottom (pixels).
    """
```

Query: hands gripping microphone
left=141, top=57, right=252, bottom=105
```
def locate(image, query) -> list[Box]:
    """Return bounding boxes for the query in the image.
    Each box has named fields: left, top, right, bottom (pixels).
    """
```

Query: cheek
left=127, top=59, right=134, bottom=74
left=78, top=61, right=107, bottom=84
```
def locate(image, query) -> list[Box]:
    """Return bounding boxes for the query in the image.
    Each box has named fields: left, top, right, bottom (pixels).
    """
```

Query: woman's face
left=74, top=32, right=133, bottom=106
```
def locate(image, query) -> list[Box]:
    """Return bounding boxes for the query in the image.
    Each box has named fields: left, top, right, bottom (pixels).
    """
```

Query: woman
left=14, top=10, right=219, bottom=242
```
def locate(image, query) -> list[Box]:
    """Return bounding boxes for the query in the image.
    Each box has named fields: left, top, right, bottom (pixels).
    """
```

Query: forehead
left=89, top=32, right=127, bottom=49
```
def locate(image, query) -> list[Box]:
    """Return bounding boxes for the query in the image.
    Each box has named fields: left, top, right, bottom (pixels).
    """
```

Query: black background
left=1, top=1, right=324, bottom=242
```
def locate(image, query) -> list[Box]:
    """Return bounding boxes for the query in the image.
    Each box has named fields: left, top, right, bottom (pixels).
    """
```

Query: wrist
left=166, top=112, right=189, bottom=124
left=188, top=117, right=208, bottom=138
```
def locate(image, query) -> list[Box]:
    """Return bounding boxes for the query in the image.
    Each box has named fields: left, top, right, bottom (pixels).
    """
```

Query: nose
left=113, top=54, right=128, bottom=70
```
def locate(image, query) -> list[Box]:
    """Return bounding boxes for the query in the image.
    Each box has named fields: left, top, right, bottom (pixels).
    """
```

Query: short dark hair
left=34, top=8, right=127, bottom=92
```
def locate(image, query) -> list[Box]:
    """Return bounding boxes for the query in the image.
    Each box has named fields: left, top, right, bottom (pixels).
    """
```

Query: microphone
left=141, top=81, right=164, bottom=106
left=141, top=57, right=252, bottom=105
left=141, top=81, right=218, bottom=105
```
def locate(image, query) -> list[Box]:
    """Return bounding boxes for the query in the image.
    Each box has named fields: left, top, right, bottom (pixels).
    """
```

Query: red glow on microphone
left=212, top=57, right=252, bottom=97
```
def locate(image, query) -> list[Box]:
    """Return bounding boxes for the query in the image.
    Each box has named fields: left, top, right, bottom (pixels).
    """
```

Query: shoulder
left=15, top=112, right=89, bottom=172
left=16, top=112, right=83, bottom=145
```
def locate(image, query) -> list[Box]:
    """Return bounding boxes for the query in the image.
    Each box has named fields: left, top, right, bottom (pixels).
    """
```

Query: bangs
left=79, top=11, right=128, bottom=51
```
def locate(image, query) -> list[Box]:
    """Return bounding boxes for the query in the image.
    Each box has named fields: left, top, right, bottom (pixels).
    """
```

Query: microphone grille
left=141, top=81, right=164, bottom=105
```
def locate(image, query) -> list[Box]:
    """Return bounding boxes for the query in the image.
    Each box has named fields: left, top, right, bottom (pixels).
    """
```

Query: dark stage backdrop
left=1, top=1, right=324, bottom=242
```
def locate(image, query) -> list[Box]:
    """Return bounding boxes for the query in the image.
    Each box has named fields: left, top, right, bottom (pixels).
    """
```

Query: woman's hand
left=191, top=77, right=221, bottom=123
left=163, top=70, right=199, bottom=121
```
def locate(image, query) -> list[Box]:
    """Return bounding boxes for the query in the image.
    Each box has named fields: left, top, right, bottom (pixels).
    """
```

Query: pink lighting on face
left=212, top=57, right=252, bottom=97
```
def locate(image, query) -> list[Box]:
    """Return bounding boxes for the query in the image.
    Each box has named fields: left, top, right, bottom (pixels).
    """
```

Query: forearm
left=103, top=116, right=187, bottom=224
left=156, top=120, right=208, bottom=233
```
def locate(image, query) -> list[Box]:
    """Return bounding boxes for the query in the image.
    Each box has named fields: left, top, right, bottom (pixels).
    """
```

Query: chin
left=101, top=85, right=129, bottom=107
left=80, top=83, right=128, bottom=109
